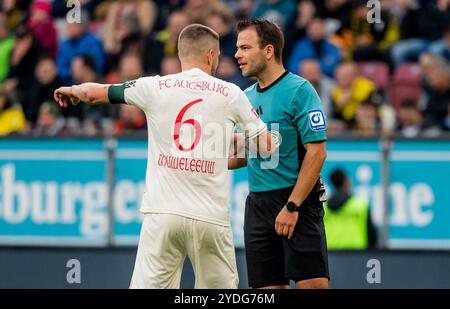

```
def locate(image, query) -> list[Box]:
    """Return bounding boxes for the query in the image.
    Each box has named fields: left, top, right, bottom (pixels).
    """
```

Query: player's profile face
left=235, top=28, right=266, bottom=78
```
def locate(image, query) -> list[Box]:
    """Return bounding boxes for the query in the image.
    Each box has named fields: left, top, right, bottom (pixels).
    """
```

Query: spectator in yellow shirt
left=331, top=62, right=375, bottom=127
left=0, top=93, right=25, bottom=135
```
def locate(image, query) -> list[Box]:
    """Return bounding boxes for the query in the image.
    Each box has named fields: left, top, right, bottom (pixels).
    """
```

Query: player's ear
left=211, top=49, right=215, bottom=63
left=206, top=49, right=213, bottom=65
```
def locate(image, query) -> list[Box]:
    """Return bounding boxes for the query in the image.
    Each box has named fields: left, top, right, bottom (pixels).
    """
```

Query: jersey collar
left=184, top=67, right=209, bottom=77
left=256, top=70, right=289, bottom=93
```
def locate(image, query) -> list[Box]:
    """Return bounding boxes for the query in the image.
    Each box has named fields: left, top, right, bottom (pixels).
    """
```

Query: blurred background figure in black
left=324, top=168, right=378, bottom=250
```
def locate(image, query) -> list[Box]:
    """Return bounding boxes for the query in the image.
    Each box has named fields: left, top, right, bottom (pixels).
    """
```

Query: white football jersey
left=122, top=68, right=266, bottom=226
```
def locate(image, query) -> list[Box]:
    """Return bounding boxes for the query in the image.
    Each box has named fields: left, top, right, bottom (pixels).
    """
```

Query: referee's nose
left=235, top=48, right=241, bottom=60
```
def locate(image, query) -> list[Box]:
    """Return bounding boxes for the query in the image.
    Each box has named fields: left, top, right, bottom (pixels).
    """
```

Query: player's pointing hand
left=54, top=86, right=80, bottom=108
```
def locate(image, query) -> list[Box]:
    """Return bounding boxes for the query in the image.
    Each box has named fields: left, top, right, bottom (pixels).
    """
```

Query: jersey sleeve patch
left=308, top=109, right=327, bottom=131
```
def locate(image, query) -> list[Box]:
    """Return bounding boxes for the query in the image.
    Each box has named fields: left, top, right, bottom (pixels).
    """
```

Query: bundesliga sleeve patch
left=308, top=110, right=327, bottom=131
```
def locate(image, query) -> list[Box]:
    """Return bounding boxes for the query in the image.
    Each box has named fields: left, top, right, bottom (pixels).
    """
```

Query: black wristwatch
left=286, top=201, right=300, bottom=212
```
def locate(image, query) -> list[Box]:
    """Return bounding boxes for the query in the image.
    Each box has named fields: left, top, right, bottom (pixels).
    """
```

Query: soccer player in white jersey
left=54, top=24, right=275, bottom=289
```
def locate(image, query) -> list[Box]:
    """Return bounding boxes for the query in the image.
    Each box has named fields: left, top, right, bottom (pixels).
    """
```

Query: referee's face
left=235, top=28, right=267, bottom=78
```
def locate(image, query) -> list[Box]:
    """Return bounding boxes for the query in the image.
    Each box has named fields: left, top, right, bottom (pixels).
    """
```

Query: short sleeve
left=294, top=80, right=327, bottom=144
left=108, top=77, right=156, bottom=112
left=229, top=86, right=267, bottom=139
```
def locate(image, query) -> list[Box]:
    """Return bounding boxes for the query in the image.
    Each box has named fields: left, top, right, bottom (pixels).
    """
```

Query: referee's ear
left=264, top=44, right=275, bottom=62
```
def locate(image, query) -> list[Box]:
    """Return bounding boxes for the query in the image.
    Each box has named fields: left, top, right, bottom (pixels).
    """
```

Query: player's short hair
left=178, top=24, right=219, bottom=61
left=236, top=18, right=284, bottom=63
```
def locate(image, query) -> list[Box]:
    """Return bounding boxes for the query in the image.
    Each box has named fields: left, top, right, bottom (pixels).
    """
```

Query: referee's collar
left=256, top=70, right=289, bottom=93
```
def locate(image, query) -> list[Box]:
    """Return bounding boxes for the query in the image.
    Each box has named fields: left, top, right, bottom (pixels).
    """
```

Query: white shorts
left=130, top=213, right=239, bottom=289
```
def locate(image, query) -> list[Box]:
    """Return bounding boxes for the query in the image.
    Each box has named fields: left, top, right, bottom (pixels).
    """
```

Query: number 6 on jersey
left=173, top=99, right=203, bottom=152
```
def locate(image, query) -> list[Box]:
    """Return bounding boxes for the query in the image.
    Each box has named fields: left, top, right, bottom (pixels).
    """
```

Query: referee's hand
left=275, top=207, right=299, bottom=239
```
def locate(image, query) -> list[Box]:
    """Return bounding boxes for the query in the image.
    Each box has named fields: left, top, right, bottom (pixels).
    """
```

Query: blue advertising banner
left=388, top=140, right=450, bottom=248
left=113, top=139, right=146, bottom=246
left=1, top=138, right=450, bottom=249
left=0, top=139, right=108, bottom=246
left=316, top=139, right=450, bottom=250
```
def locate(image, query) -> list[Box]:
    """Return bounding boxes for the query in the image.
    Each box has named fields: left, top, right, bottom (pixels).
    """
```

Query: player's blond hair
left=178, top=24, right=219, bottom=62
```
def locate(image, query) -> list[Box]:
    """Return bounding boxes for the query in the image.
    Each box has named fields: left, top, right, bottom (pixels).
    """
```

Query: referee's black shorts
left=244, top=185, right=329, bottom=288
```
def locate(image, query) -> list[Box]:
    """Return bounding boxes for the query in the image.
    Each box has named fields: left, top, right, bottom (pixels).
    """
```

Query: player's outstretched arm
left=54, top=83, right=110, bottom=108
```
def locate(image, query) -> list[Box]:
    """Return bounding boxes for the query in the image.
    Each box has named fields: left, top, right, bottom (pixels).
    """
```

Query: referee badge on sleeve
left=308, top=110, right=326, bottom=131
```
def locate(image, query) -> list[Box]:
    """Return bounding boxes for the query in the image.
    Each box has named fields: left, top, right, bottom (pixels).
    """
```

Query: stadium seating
left=357, top=61, right=390, bottom=91
left=388, top=63, right=422, bottom=110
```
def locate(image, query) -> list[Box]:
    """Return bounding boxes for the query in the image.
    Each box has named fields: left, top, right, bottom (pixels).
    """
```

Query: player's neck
left=256, top=63, right=286, bottom=89
left=181, top=63, right=212, bottom=75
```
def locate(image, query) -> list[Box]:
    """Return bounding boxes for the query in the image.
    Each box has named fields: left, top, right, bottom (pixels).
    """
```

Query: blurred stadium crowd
left=0, top=0, right=449, bottom=138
